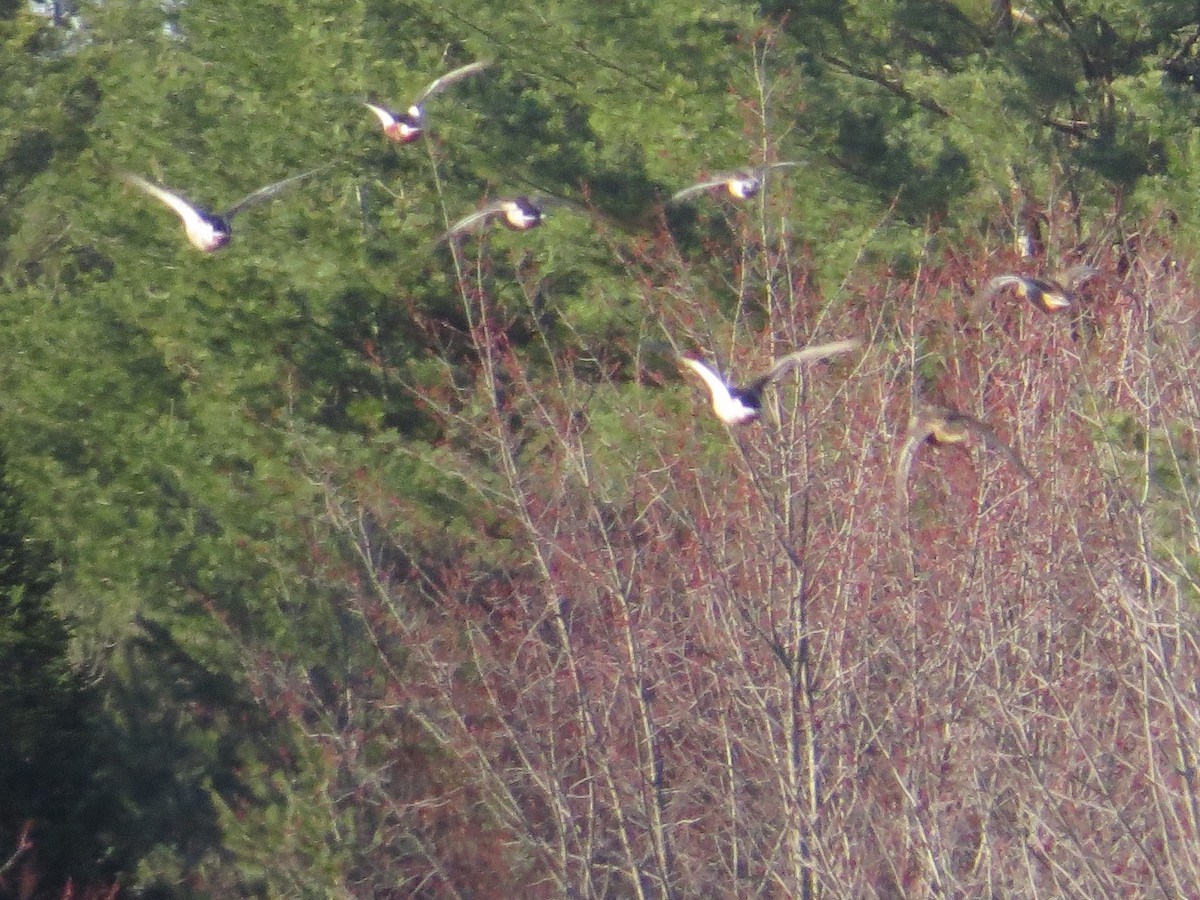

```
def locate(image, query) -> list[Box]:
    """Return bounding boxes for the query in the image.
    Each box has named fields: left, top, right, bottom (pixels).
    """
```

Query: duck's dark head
left=727, top=387, right=763, bottom=422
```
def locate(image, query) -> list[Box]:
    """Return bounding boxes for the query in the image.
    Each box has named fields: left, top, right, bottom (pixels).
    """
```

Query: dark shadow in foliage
left=836, top=109, right=891, bottom=174
left=0, top=129, right=55, bottom=189
left=301, top=283, right=440, bottom=438
left=993, top=34, right=1080, bottom=108
left=0, top=68, right=100, bottom=201
left=479, top=76, right=589, bottom=183
left=0, top=446, right=129, bottom=895
left=362, top=1, right=453, bottom=58
left=99, top=613, right=292, bottom=897
left=465, top=72, right=664, bottom=226
left=1161, top=25, right=1200, bottom=94
left=834, top=108, right=974, bottom=221
left=585, top=158, right=667, bottom=226
left=763, top=0, right=981, bottom=66
left=663, top=199, right=739, bottom=259
left=1069, top=13, right=1162, bottom=83
left=1078, top=126, right=1167, bottom=189
left=760, top=0, right=849, bottom=48
left=21, top=311, right=186, bottom=477
left=892, top=0, right=983, bottom=69
left=60, top=75, right=102, bottom=151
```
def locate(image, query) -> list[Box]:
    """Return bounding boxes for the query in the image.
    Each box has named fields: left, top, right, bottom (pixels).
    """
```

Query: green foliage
left=0, top=443, right=124, bottom=888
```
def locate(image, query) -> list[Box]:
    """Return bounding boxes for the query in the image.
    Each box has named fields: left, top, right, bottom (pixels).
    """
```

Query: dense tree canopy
left=3, top=0, right=1200, bottom=896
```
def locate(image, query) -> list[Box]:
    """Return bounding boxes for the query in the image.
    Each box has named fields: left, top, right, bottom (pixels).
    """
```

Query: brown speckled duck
left=981, top=265, right=1099, bottom=313
left=896, top=404, right=1034, bottom=510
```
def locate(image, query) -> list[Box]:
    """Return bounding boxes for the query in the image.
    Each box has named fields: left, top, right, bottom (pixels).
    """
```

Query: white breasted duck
left=670, top=162, right=803, bottom=204
left=681, top=339, right=862, bottom=425
left=981, top=265, right=1099, bottom=314
left=365, top=60, right=490, bottom=144
left=122, top=167, right=327, bottom=252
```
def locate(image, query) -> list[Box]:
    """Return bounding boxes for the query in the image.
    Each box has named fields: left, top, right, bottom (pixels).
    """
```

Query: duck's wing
left=755, top=161, right=804, bottom=175
left=1059, top=263, right=1099, bottom=291
left=122, top=174, right=209, bottom=231
left=982, top=273, right=1029, bottom=298
left=973, top=273, right=1031, bottom=317
left=412, top=59, right=491, bottom=106
left=748, top=338, right=863, bottom=392
left=439, top=201, right=506, bottom=242
left=363, top=101, right=398, bottom=127
left=530, top=194, right=592, bottom=220
left=669, top=175, right=738, bottom=203
left=895, top=413, right=937, bottom=510
left=680, top=357, right=733, bottom=407
left=947, top=411, right=1035, bottom=481
left=222, top=166, right=330, bottom=220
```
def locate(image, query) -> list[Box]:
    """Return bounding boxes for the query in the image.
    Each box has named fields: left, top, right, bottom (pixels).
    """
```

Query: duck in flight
left=980, top=264, right=1099, bottom=313
left=670, top=162, right=803, bottom=204
left=122, top=168, right=327, bottom=252
left=365, top=60, right=490, bottom=144
left=896, top=404, right=1034, bottom=510
left=680, top=339, right=862, bottom=425
left=439, top=195, right=582, bottom=242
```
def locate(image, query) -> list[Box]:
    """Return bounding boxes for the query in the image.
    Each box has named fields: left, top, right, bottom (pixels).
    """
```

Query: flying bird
left=896, top=405, right=1034, bottom=510
left=980, top=264, right=1099, bottom=314
left=122, top=168, right=327, bottom=252
left=365, top=60, right=490, bottom=144
left=670, top=162, right=803, bottom=204
left=680, top=339, right=862, bottom=425
left=439, top=196, right=582, bottom=242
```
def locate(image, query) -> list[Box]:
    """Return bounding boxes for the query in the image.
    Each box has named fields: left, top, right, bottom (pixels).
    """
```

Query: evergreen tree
left=0, top=444, right=117, bottom=893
